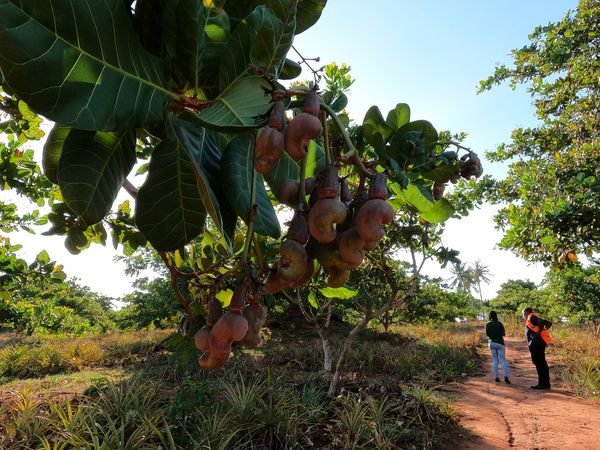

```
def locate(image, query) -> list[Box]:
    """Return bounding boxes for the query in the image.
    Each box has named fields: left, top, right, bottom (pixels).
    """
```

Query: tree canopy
left=478, top=0, right=599, bottom=265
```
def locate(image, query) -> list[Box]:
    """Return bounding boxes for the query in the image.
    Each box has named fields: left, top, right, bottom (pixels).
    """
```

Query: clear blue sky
left=10, top=0, right=579, bottom=300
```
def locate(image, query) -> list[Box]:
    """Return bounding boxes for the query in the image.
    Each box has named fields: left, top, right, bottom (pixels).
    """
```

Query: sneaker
left=504, top=377, right=511, bottom=384
left=530, top=384, right=551, bottom=390
left=495, top=377, right=500, bottom=382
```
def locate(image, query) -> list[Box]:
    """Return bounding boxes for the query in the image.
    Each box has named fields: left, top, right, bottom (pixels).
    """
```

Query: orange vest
left=525, top=313, right=552, bottom=344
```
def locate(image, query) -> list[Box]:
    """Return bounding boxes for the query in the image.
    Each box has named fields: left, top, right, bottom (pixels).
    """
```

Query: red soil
left=454, top=336, right=600, bottom=449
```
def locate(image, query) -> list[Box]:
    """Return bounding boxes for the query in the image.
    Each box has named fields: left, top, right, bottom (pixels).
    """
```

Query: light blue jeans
left=489, top=342, right=508, bottom=379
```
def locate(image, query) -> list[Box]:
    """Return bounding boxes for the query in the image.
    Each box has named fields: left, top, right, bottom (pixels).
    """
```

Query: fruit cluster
left=195, top=277, right=266, bottom=371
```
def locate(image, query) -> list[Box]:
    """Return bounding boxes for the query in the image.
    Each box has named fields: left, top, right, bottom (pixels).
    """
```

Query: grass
left=0, top=329, right=171, bottom=381
left=551, top=326, right=600, bottom=399
left=0, top=322, right=483, bottom=449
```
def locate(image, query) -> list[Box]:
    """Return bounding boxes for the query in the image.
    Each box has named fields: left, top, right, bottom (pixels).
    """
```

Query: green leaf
left=216, top=288, right=233, bottom=307
left=170, top=116, right=237, bottom=246
left=0, top=0, right=174, bottom=131
left=388, top=130, right=427, bottom=168
left=192, top=76, right=273, bottom=131
left=319, top=286, right=358, bottom=299
left=397, top=120, right=438, bottom=151
left=42, top=124, right=70, bottom=184
left=264, top=151, right=300, bottom=194
left=135, top=126, right=207, bottom=251
left=279, top=57, right=302, bottom=79
left=386, top=103, right=411, bottom=130
left=419, top=198, right=455, bottom=223
left=308, top=292, right=318, bottom=309
left=395, top=181, right=434, bottom=213
left=305, top=141, right=326, bottom=178
left=58, top=129, right=136, bottom=225
left=363, top=106, right=394, bottom=147
left=219, top=4, right=293, bottom=90
left=422, top=161, right=459, bottom=183
left=295, top=0, right=327, bottom=34
left=220, top=133, right=280, bottom=238
left=134, top=0, right=167, bottom=57
left=252, top=1, right=297, bottom=79
left=175, top=0, right=208, bottom=89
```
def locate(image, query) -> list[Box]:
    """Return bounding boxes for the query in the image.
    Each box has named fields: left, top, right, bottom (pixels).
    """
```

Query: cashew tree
left=0, top=0, right=482, bottom=387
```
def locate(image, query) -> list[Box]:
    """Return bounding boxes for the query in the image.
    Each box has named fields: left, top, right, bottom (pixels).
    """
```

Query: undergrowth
left=0, top=323, right=483, bottom=448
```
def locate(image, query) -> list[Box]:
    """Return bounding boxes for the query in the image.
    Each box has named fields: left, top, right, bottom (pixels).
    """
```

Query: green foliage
left=477, top=0, right=600, bottom=264
left=545, top=265, right=600, bottom=331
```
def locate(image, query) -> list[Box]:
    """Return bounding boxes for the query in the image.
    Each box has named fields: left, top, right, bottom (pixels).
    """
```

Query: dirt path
left=454, top=336, right=600, bottom=450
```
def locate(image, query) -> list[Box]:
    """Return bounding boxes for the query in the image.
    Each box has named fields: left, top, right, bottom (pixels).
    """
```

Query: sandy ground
left=454, top=336, right=600, bottom=450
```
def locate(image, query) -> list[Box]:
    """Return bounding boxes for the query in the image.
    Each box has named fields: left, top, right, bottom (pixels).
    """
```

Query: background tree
left=471, top=259, right=492, bottom=313
left=477, top=0, right=600, bottom=265
left=448, top=262, right=474, bottom=296
left=545, top=266, right=600, bottom=335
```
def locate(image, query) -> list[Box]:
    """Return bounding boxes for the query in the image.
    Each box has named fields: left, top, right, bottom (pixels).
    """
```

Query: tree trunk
left=328, top=315, right=370, bottom=395
left=322, top=335, right=332, bottom=373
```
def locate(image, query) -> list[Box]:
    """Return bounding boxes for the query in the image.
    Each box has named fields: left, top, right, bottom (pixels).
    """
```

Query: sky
left=6, top=0, right=579, bottom=302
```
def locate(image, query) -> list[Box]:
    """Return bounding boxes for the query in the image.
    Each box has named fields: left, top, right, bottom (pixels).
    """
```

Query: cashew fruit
left=317, top=165, right=340, bottom=199
left=338, top=228, right=367, bottom=266
left=325, top=266, right=350, bottom=288
left=284, top=112, right=322, bottom=160
left=255, top=127, right=284, bottom=174
left=302, top=88, right=321, bottom=116
left=355, top=199, right=394, bottom=242
left=432, top=181, right=445, bottom=200
left=268, top=101, right=286, bottom=131
left=194, top=326, right=211, bottom=352
left=199, top=352, right=228, bottom=371
left=368, top=173, right=389, bottom=200
left=308, top=198, right=347, bottom=243
left=287, top=211, right=309, bottom=245
left=241, top=303, right=266, bottom=348
left=278, top=239, right=308, bottom=281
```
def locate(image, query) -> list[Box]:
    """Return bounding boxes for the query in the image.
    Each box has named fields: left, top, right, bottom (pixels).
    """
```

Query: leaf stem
left=242, top=166, right=258, bottom=265
left=320, top=102, right=374, bottom=176
left=297, top=155, right=308, bottom=211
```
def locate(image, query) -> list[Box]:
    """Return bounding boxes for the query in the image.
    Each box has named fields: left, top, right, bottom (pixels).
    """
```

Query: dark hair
left=489, top=311, right=498, bottom=321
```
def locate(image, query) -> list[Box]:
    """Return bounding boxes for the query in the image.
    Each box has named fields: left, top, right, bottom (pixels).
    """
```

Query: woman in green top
left=485, top=311, right=511, bottom=383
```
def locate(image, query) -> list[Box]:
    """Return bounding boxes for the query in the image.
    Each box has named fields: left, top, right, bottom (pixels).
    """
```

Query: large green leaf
left=220, top=133, right=280, bottom=238
left=134, top=0, right=166, bottom=58
left=397, top=120, right=439, bottom=151
left=386, top=103, right=411, bottom=130
left=279, top=57, right=302, bottom=79
left=0, top=0, right=174, bottom=131
left=175, top=0, right=208, bottom=90
left=295, top=0, right=327, bottom=34
left=394, top=181, right=434, bottom=214
left=219, top=4, right=294, bottom=90
left=193, top=76, right=273, bottom=131
left=363, top=106, right=393, bottom=147
left=58, top=129, right=136, bottom=225
left=420, top=198, right=455, bottom=224
left=170, top=116, right=237, bottom=246
left=42, top=124, right=70, bottom=184
left=135, top=128, right=207, bottom=251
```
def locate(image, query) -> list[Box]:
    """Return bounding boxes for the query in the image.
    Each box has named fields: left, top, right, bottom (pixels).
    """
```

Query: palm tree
left=471, top=260, right=492, bottom=313
left=449, top=262, right=474, bottom=295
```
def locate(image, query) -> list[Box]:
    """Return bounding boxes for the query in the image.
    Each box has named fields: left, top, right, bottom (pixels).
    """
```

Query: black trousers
left=528, top=339, right=550, bottom=386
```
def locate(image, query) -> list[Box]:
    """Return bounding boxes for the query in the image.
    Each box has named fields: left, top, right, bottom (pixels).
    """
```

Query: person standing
left=485, top=311, right=511, bottom=384
left=522, top=307, right=552, bottom=390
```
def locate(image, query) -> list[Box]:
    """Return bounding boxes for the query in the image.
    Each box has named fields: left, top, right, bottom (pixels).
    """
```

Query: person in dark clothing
left=485, top=311, right=511, bottom=384
left=522, top=307, right=553, bottom=390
